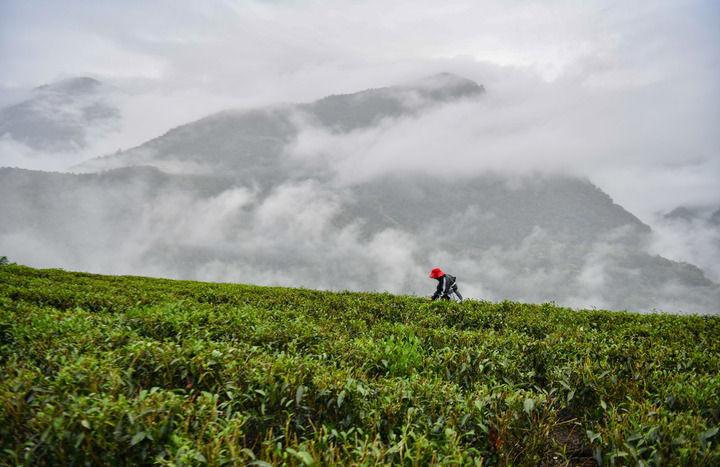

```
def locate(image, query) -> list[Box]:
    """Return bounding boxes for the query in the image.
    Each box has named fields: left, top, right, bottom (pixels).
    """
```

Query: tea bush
left=0, top=265, right=718, bottom=465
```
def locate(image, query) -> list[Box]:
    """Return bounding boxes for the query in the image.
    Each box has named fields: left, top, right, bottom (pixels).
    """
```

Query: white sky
left=1, top=0, right=719, bottom=219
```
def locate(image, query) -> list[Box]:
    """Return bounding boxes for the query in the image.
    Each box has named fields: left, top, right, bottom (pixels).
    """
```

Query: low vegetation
left=0, top=264, right=718, bottom=465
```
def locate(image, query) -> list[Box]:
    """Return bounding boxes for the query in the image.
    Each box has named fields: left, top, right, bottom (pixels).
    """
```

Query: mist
left=1, top=0, right=718, bottom=313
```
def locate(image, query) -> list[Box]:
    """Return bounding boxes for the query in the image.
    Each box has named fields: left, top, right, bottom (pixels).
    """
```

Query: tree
left=0, top=256, right=9, bottom=266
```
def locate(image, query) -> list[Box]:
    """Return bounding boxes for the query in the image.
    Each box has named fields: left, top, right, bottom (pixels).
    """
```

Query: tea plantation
left=1, top=264, right=718, bottom=465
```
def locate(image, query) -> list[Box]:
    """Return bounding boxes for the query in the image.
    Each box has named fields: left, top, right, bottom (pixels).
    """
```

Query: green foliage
left=0, top=264, right=718, bottom=465
left=0, top=256, right=9, bottom=266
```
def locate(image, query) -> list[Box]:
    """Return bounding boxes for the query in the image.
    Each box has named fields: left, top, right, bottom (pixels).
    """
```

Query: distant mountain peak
left=664, top=206, right=697, bottom=221
left=395, top=72, right=485, bottom=103
left=35, top=77, right=103, bottom=95
left=406, top=72, right=484, bottom=90
left=300, top=73, right=484, bottom=132
left=312, top=73, right=483, bottom=103
left=1, top=76, right=118, bottom=152
left=711, top=208, right=720, bottom=226
left=663, top=205, right=720, bottom=223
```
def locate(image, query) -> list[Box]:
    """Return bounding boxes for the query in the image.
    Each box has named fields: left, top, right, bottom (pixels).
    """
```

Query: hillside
left=1, top=265, right=718, bottom=465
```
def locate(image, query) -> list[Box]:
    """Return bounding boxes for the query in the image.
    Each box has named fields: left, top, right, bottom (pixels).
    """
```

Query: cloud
left=3, top=0, right=718, bottom=110
left=649, top=213, right=720, bottom=283
left=2, top=1, right=717, bottom=209
left=286, top=68, right=719, bottom=218
left=0, top=176, right=424, bottom=292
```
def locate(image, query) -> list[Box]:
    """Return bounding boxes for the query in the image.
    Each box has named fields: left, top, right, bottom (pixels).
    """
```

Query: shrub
left=0, top=265, right=717, bottom=465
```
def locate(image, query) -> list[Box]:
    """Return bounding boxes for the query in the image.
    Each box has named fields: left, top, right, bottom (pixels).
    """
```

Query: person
left=429, top=267, right=463, bottom=302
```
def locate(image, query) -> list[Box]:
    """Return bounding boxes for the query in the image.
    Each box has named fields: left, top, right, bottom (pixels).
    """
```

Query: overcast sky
left=1, top=0, right=719, bottom=219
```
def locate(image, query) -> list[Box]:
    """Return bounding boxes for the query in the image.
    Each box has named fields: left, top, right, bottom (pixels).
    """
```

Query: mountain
left=1, top=74, right=718, bottom=313
left=664, top=205, right=720, bottom=226
left=76, top=73, right=484, bottom=177
left=664, top=206, right=697, bottom=222
left=711, top=208, right=720, bottom=226
left=0, top=77, right=119, bottom=152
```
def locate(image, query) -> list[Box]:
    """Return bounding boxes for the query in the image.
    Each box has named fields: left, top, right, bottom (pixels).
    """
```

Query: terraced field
left=1, top=265, right=718, bottom=465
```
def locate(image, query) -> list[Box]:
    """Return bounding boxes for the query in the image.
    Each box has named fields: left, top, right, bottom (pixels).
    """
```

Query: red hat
left=429, top=267, right=445, bottom=279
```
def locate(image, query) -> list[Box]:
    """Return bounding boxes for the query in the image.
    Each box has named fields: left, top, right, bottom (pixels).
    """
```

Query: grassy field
left=0, top=264, right=718, bottom=465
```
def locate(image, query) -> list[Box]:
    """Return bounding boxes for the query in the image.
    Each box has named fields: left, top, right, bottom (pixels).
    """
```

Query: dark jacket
left=432, top=274, right=457, bottom=300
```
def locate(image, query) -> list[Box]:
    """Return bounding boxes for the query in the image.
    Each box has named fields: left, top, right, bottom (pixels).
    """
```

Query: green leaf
left=523, top=398, right=535, bottom=414
left=131, top=432, right=146, bottom=446
left=248, top=461, right=272, bottom=467
left=286, top=448, right=314, bottom=466
left=80, top=419, right=90, bottom=429
left=74, top=432, right=85, bottom=449
left=240, top=448, right=256, bottom=460
left=701, top=427, right=719, bottom=440
left=295, top=385, right=305, bottom=405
